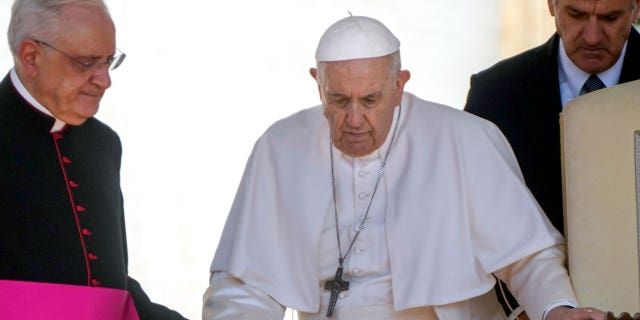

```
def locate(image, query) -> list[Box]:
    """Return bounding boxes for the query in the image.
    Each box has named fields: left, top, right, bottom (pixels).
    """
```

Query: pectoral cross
left=323, top=266, right=349, bottom=318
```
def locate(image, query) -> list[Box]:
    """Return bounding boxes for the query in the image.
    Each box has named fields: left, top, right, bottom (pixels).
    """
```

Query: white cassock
left=203, top=92, right=576, bottom=320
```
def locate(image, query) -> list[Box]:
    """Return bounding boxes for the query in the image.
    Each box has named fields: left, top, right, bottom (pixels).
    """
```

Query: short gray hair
left=7, top=0, right=109, bottom=57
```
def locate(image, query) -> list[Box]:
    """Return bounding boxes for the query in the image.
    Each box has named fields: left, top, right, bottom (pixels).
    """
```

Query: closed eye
left=567, top=8, right=587, bottom=19
left=599, top=13, right=621, bottom=23
left=362, top=93, right=381, bottom=108
left=327, top=95, right=349, bottom=108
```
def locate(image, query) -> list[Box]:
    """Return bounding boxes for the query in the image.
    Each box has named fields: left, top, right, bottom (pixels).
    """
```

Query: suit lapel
left=519, top=34, right=563, bottom=150
left=619, top=28, right=640, bottom=83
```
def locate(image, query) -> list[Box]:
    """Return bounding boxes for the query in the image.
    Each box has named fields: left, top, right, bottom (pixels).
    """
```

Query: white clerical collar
left=10, top=68, right=67, bottom=132
left=558, top=39, right=626, bottom=99
left=339, top=105, right=401, bottom=162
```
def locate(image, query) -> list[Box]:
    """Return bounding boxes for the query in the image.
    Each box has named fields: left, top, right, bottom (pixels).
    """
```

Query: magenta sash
left=0, top=280, right=140, bottom=319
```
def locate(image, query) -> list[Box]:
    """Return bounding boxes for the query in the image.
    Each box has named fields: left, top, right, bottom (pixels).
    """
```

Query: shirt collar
left=558, top=39, right=627, bottom=99
left=10, top=68, right=67, bottom=132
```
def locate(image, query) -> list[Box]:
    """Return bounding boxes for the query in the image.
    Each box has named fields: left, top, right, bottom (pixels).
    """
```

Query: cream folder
left=561, top=79, right=640, bottom=313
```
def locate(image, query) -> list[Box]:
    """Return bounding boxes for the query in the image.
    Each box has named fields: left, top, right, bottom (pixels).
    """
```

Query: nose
left=582, top=17, right=603, bottom=46
left=89, top=65, right=112, bottom=89
left=346, top=103, right=365, bottom=128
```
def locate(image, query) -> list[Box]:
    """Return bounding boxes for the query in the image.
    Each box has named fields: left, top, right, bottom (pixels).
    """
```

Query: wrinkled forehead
left=553, top=0, right=637, bottom=9
left=317, top=54, right=397, bottom=81
left=53, top=4, right=115, bottom=46
left=56, top=3, right=113, bottom=30
left=317, top=57, right=399, bottom=96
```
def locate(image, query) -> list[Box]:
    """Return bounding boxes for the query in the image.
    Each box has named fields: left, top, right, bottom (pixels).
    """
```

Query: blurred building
left=500, top=0, right=556, bottom=58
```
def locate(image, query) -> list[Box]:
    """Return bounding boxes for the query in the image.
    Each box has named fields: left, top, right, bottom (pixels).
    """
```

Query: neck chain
left=329, top=106, right=401, bottom=266
left=324, top=106, right=400, bottom=318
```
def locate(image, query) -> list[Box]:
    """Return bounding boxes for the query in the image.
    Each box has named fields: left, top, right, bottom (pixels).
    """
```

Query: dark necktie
left=580, top=74, right=606, bottom=95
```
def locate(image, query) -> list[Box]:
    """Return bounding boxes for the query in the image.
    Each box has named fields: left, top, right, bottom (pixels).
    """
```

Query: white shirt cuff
left=542, top=300, right=579, bottom=320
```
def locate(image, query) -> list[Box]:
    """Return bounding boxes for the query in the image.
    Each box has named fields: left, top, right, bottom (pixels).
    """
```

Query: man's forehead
left=54, top=4, right=115, bottom=51
left=56, top=3, right=113, bottom=32
left=322, top=77, right=388, bottom=100
left=320, top=55, right=393, bottom=71
left=325, top=90, right=382, bottom=98
left=556, top=0, right=635, bottom=10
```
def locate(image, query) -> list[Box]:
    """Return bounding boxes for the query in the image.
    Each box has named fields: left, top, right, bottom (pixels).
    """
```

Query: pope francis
left=202, top=15, right=605, bottom=320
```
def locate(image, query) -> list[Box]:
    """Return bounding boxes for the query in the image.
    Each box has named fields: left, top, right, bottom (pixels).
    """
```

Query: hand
left=546, top=306, right=606, bottom=320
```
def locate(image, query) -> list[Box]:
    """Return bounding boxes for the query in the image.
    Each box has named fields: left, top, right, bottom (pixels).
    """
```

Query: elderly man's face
left=549, top=0, right=640, bottom=74
left=311, top=55, right=409, bottom=157
left=25, top=4, right=116, bottom=125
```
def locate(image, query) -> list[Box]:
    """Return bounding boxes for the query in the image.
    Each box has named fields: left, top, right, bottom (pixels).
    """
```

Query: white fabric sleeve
left=493, top=244, right=578, bottom=320
left=541, top=300, right=578, bottom=320
left=202, top=272, right=286, bottom=320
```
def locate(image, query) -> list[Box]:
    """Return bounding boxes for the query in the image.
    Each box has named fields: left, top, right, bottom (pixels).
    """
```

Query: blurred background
left=0, top=0, right=554, bottom=318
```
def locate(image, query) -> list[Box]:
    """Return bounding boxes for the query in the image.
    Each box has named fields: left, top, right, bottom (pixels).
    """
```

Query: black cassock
left=0, top=73, right=185, bottom=320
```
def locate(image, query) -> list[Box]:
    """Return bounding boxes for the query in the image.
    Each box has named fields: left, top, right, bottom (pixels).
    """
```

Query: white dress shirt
left=558, top=40, right=627, bottom=107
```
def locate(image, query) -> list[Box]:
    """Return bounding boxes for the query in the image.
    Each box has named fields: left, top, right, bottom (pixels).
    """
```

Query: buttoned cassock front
left=0, top=74, right=127, bottom=289
left=208, top=92, right=573, bottom=320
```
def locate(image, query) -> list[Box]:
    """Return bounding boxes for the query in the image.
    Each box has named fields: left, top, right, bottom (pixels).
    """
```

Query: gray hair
left=7, top=0, right=109, bottom=57
left=315, top=50, right=402, bottom=84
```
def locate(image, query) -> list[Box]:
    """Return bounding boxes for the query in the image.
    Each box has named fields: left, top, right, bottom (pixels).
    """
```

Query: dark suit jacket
left=0, top=73, right=186, bottom=320
left=465, top=28, right=640, bottom=235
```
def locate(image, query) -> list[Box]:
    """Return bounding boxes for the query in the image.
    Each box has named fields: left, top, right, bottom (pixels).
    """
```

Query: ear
left=394, top=70, right=411, bottom=104
left=547, top=0, right=556, bottom=17
left=632, top=0, right=640, bottom=23
left=309, top=67, right=324, bottom=102
left=397, top=70, right=411, bottom=90
left=18, top=39, right=40, bottom=77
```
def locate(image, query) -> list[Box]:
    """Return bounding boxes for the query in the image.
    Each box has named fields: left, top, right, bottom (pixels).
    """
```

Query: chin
left=578, top=63, right=609, bottom=75
left=65, top=116, right=91, bottom=126
left=575, top=55, right=614, bottom=74
left=68, top=108, right=99, bottom=125
left=346, top=148, right=375, bottom=158
left=82, top=103, right=100, bottom=116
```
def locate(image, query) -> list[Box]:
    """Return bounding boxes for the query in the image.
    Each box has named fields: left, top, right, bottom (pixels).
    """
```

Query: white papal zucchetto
left=315, top=15, right=401, bottom=62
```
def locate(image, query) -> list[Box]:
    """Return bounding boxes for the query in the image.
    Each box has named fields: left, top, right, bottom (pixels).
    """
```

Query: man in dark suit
left=465, top=0, right=640, bottom=318
left=0, top=0, right=185, bottom=319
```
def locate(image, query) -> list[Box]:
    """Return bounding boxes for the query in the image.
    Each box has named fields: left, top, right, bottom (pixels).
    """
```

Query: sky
left=0, top=1, right=509, bottom=318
